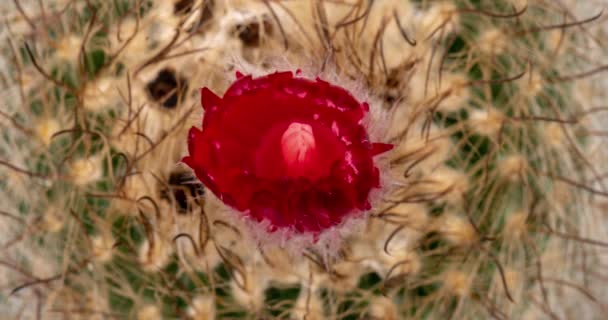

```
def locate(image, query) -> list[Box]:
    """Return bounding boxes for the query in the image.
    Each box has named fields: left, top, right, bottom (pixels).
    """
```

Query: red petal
left=224, top=75, right=253, bottom=97
left=186, top=127, right=203, bottom=155
left=200, top=87, right=222, bottom=111
left=181, top=155, right=193, bottom=168
left=184, top=71, right=389, bottom=235
left=371, top=143, right=393, bottom=156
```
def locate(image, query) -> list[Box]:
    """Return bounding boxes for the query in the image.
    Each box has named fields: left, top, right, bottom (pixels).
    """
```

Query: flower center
left=281, top=122, right=317, bottom=177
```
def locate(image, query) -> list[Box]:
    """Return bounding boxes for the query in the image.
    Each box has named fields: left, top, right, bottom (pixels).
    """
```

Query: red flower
left=183, top=71, right=392, bottom=234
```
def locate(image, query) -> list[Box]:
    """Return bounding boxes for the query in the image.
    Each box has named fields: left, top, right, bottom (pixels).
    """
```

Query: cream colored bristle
left=330, top=260, right=362, bottom=291
left=509, top=0, right=528, bottom=11
left=137, top=304, right=162, bottom=320
left=293, top=290, right=323, bottom=320
left=378, top=249, right=421, bottom=279
left=55, top=35, right=82, bottom=61
left=186, top=295, right=215, bottom=320
left=231, top=266, right=266, bottom=310
left=442, top=270, right=471, bottom=297
left=504, top=210, right=528, bottom=241
left=390, top=129, right=452, bottom=173
left=493, top=268, right=522, bottom=301
left=420, top=2, right=460, bottom=39
left=69, top=156, right=103, bottom=186
left=543, top=122, right=566, bottom=148
left=35, top=119, right=60, bottom=147
left=547, top=30, right=565, bottom=53
left=260, top=246, right=303, bottom=283
left=425, top=167, right=469, bottom=206
left=113, top=173, right=157, bottom=214
left=41, top=208, right=64, bottom=233
left=84, top=290, right=109, bottom=320
left=91, top=233, right=115, bottom=263
left=519, top=71, right=544, bottom=97
left=469, top=108, right=505, bottom=138
left=139, top=234, right=172, bottom=272
left=386, top=203, right=430, bottom=235
left=83, top=77, right=118, bottom=112
left=436, top=213, right=477, bottom=247
left=498, top=154, right=527, bottom=181
left=368, top=296, right=398, bottom=320
left=19, top=71, right=35, bottom=90
left=436, top=73, right=470, bottom=113
left=478, top=29, right=508, bottom=55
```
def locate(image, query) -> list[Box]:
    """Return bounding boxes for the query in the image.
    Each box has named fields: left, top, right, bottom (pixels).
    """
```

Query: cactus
left=0, top=0, right=606, bottom=319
